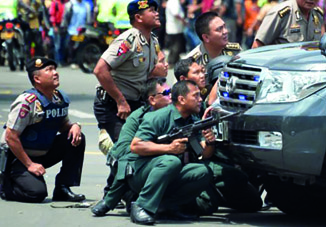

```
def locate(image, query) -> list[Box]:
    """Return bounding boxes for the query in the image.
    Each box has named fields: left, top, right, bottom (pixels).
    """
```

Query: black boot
left=130, top=202, right=155, bottom=225
left=52, top=185, right=85, bottom=202
left=91, top=199, right=111, bottom=216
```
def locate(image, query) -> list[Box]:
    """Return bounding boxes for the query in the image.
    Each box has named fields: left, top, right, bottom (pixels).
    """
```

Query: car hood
left=231, top=41, right=326, bottom=71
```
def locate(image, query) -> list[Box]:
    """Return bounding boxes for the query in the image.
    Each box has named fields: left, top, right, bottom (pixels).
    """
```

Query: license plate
left=215, top=121, right=229, bottom=141
left=105, top=36, right=114, bottom=45
left=0, top=31, right=14, bottom=40
left=71, top=35, right=85, bottom=42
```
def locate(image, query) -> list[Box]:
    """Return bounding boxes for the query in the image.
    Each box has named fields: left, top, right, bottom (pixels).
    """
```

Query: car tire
left=264, top=176, right=326, bottom=216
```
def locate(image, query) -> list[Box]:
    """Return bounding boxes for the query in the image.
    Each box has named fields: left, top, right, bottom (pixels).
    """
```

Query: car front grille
left=218, top=63, right=262, bottom=110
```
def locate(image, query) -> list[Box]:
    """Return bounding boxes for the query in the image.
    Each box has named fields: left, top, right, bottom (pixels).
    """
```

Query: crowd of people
left=0, top=0, right=325, bottom=225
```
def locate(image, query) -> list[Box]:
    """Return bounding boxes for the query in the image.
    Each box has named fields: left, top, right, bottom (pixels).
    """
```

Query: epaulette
left=278, top=6, right=290, bottom=18
left=192, top=51, right=202, bottom=61
left=225, top=42, right=241, bottom=50
left=25, top=93, right=37, bottom=104
left=314, top=6, right=324, bottom=16
left=151, top=32, right=158, bottom=39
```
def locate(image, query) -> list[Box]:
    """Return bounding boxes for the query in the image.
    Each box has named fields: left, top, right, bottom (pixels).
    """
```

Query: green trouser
left=127, top=154, right=212, bottom=214
left=190, top=159, right=262, bottom=215
left=103, top=177, right=129, bottom=210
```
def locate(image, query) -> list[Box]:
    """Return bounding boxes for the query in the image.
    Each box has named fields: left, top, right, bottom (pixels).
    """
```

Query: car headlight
left=256, top=70, right=326, bottom=103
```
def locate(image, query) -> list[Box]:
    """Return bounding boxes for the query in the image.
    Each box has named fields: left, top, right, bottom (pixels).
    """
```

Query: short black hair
left=195, top=11, right=219, bottom=41
left=174, top=58, right=195, bottom=81
left=171, top=80, right=197, bottom=104
left=142, top=77, right=167, bottom=103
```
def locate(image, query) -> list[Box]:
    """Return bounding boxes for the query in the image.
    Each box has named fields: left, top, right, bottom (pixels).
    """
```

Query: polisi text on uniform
left=46, top=107, right=68, bottom=119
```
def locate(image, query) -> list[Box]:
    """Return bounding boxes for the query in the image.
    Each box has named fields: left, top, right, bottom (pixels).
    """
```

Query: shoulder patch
left=117, top=40, right=132, bottom=56
left=278, top=6, right=290, bottom=18
left=19, top=104, right=30, bottom=119
left=25, top=94, right=37, bottom=104
left=225, top=42, right=241, bottom=50
left=314, top=7, right=324, bottom=16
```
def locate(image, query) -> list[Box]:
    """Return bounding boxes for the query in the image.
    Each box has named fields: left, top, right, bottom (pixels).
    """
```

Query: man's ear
left=148, top=95, right=155, bottom=106
left=33, top=74, right=41, bottom=84
left=180, top=75, right=187, bottom=81
left=135, top=13, right=142, bottom=23
left=202, top=34, right=209, bottom=43
left=177, top=95, right=186, bottom=105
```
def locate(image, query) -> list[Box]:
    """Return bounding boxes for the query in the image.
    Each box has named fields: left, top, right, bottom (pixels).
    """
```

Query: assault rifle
left=157, top=111, right=239, bottom=156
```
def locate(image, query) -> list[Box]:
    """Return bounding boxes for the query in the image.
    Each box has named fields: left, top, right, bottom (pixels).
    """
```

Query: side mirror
left=319, top=34, right=326, bottom=57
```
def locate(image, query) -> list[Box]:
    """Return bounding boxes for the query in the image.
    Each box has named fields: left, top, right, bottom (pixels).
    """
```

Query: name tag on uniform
left=315, top=29, right=321, bottom=34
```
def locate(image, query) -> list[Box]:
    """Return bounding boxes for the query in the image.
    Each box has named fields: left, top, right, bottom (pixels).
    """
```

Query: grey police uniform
left=185, top=42, right=241, bottom=67
left=0, top=89, right=85, bottom=202
left=255, top=0, right=324, bottom=45
left=184, top=42, right=241, bottom=102
left=94, top=27, right=160, bottom=142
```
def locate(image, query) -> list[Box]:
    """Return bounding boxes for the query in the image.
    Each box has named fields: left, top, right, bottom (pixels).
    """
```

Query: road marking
left=85, top=151, right=104, bottom=155
left=69, top=109, right=95, bottom=119
left=0, top=90, right=12, bottom=95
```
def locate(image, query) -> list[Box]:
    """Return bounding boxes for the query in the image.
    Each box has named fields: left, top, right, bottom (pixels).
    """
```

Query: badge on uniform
left=138, top=0, right=149, bottom=9
left=155, top=44, right=160, bottom=55
left=25, top=94, right=37, bottom=103
left=313, top=15, right=320, bottom=26
left=19, top=104, right=30, bottom=119
left=117, top=40, right=131, bottom=56
left=139, top=34, right=146, bottom=45
left=136, top=43, right=142, bottom=53
left=290, top=24, right=300, bottom=33
left=203, top=53, right=209, bottom=65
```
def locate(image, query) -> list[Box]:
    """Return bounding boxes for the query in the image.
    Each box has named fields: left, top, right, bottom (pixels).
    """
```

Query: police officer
left=0, top=57, right=86, bottom=203
left=93, top=0, right=161, bottom=143
left=185, top=11, right=241, bottom=69
left=185, top=12, right=241, bottom=105
left=252, top=0, right=324, bottom=48
left=91, top=77, right=172, bottom=216
left=127, top=80, right=214, bottom=224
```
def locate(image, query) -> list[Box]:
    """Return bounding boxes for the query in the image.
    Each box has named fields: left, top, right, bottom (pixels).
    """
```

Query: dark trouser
left=93, top=88, right=143, bottom=197
left=127, top=155, right=212, bottom=214
left=189, top=158, right=262, bottom=214
left=2, top=132, right=85, bottom=203
left=166, top=33, right=185, bottom=65
left=93, top=89, right=143, bottom=143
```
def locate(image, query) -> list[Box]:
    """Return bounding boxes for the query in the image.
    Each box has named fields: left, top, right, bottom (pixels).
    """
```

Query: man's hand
left=169, top=138, right=188, bottom=155
left=117, top=100, right=131, bottom=120
left=27, top=163, right=46, bottom=176
left=202, top=128, right=215, bottom=145
left=68, top=124, right=82, bottom=147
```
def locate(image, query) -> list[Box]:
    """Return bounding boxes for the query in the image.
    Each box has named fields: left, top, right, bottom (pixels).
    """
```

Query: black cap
left=127, top=0, right=158, bottom=16
left=26, top=57, right=57, bottom=75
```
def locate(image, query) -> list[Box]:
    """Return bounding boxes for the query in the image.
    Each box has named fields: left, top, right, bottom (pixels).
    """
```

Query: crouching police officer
left=0, top=57, right=86, bottom=203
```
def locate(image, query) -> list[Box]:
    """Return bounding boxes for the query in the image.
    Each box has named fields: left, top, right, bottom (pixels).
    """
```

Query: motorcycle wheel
left=78, top=43, right=102, bottom=74
left=7, top=42, right=19, bottom=71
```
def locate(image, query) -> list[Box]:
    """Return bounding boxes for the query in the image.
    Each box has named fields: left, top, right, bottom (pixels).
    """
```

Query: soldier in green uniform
left=127, top=80, right=215, bottom=225
left=91, top=77, right=172, bottom=217
left=252, top=0, right=324, bottom=48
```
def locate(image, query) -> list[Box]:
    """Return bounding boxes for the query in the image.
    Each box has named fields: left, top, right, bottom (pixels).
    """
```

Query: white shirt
left=165, top=0, right=185, bottom=35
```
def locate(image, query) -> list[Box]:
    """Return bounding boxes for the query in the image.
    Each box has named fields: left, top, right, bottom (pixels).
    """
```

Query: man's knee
left=157, top=155, right=182, bottom=175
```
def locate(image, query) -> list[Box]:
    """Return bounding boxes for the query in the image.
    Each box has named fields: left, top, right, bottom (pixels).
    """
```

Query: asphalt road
left=0, top=65, right=326, bottom=227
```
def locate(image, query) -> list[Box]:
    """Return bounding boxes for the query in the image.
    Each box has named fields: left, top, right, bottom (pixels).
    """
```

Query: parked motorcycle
left=75, top=24, right=122, bottom=73
left=0, top=19, right=25, bottom=71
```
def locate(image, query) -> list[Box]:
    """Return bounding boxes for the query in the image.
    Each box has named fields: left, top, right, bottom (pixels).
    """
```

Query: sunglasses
left=153, top=88, right=171, bottom=96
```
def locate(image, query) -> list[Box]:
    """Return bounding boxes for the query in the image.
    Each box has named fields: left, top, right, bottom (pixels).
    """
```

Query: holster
left=0, top=144, right=9, bottom=186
